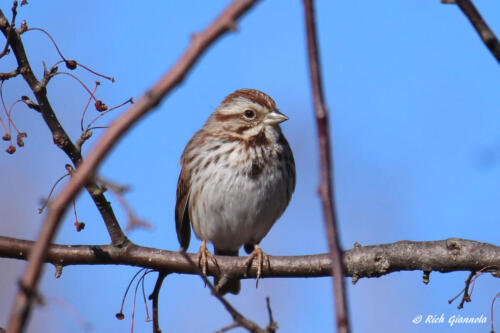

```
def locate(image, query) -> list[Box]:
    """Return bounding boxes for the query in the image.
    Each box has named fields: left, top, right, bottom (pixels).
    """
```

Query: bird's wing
left=175, top=165, right=191, bottom=251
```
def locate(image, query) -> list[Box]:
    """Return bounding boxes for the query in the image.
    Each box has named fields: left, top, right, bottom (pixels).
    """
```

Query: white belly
left=189, top=144, right=290, bottom=252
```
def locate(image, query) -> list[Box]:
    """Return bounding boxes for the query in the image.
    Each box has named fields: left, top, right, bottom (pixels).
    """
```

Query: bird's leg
left=196, top=240, right=218, bottom=277
left=244, top=244, right=270, bottom=287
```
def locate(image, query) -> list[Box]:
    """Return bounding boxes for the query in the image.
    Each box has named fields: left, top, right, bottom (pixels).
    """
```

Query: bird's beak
left=264, top=110, right=289, bottom=125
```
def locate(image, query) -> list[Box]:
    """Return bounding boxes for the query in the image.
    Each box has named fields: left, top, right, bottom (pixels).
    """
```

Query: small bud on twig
left=17, top=132, right=27, bottom=147
left=65, top=60, right=77, bottom=70
left=54, top=264, right=63, bottom=278
left=6, top=145, right=16, bottom=154
left=74, top=221, right=85, bottom=232
left=95, top=100, right=107, bottom=112
left=21, top=96, right=40, bottom=111
left=17, top=20, right=28, bottom=34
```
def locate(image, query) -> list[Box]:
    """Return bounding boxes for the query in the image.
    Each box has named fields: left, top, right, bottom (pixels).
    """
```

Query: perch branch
left=0, top=236, right=497, bottom=280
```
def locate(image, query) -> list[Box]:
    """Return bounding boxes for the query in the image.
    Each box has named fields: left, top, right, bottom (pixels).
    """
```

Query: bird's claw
left=244, top=244, right=270, bottom=287
left=196, top=240, right=218, bottom=278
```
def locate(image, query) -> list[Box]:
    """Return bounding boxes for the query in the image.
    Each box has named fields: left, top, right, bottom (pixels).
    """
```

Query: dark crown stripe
left=221, top=88, right=277, bottom=111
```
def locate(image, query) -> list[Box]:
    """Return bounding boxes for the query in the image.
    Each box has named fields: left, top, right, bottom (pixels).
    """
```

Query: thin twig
left=0, top=1, right=17, bottom=59
left=23, top=28, right=114, bottom=81
left=0, top=67, right=20, bottom=80
left=453, top=0, right=500, bottom=63
left=100, top=179, right=152, bottom=232
left=71, top=199, right=85, bottom=232
left=468, top=266, right=498, bottom=296
left=265, top=297, right=277, bottom=332
left=0, top=115, right=8, bottom=140
left=49, top=297, right=92, bottom=331
left=87, top=125, right=108, bottom=131
left=448, top=271, right=475, bottom=308
left=0, top=81, right=11, bottom=130
left=0, top=84, right=24, bottom=149
left=86, top=97, right=133, bottom=130
left=149, top=272, right=167, bottom=333
left=140, top=271, right=152, bottom=323
left=116, top=268, right=147, bottom=321
left=4, top=1, right=260, bottom=332
left=0, top=81, right=15, bottom=148
left=80, top=82, right=99, bottom=131
left=181, top=252, right=268, bottom=333
left=302, top=0, right=350, bottom=332
left=55, top=72, right=98, bottom=100
left=491, top=292, right=500, bottom=333
left=37, top=172, right=70, bottom=214
left=130, top=269, right=154, bottom=333
left=40, top=62, right=58, bottom=88
left=75, top=62, right=114, bottom=82
left=6, top=100, right=23, bottom=135
left=96, top=177, right=152, bottom=232
left=25, top=27, right=65, bottom=60
left=215, top=322, right=240, bottom=333
left=97, top=177, right=130, bottom=193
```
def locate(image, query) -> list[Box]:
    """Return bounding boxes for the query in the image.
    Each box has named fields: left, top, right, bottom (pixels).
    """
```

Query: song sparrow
left=175, top=88, right=295, bottom=294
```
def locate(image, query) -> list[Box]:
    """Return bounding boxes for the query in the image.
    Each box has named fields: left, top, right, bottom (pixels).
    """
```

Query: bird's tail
left=214, top=248, right=240, bottom=295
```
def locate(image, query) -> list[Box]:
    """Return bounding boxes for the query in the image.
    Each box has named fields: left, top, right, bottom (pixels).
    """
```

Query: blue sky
left=0, top=1, right=499, bottom=332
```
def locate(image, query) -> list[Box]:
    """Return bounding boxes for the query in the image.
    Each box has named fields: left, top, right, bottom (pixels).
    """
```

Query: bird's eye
left=243, top=110, right=255, bottom=119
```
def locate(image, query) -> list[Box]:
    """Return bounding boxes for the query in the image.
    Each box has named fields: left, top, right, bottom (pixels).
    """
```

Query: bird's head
left=205, top=89, right=288, bottom=139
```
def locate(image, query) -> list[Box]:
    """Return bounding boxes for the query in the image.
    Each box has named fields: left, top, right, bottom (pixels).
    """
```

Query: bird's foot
left=244, top=244, right=270, bottom=287
left=196, top=240, right=218, bottom=277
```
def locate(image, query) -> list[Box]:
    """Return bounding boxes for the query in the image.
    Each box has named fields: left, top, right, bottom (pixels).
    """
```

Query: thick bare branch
left=302, top=0, right=350, bottom=332
left=0, top=236, right=498, bottom=280
left=4, top=1, right=260, bottom=332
